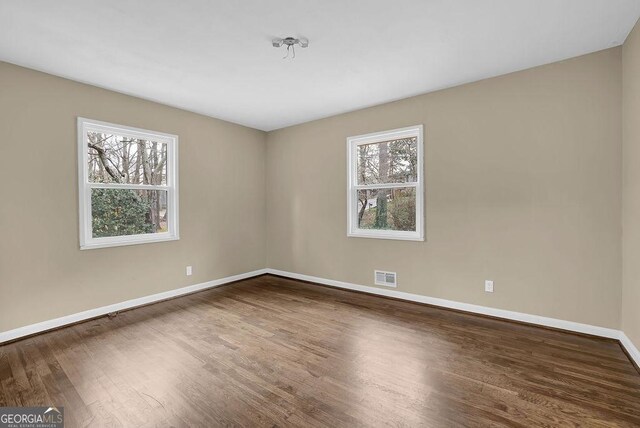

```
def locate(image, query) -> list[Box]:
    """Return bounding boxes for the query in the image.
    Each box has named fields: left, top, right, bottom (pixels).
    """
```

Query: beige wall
left=623, top=21, right=640, bottom=349
left=0, top=62, right=267, bottom=332
left=266, top=48, right=623, bottom=329
left=0, top=46, right=628, bottom=335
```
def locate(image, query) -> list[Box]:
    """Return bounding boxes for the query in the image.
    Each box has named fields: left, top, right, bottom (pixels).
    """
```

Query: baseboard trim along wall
left=619, top=332, right=640, bottom=371
left=0, top=269, right=268, bottom=344
left=266, top=269, right=620, bottom=338
left=1, top=267, right=638, bottom=370
left=266, top=268, right=640, bottom=369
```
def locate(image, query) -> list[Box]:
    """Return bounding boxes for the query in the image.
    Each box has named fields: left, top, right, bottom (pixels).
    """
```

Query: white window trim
left=77, top=117, right=179, bottom=250
left=347, top=125, right=424, bottom=241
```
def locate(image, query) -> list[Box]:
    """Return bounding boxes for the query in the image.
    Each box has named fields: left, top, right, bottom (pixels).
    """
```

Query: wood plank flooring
left=1, top=275, right=639, bottom=427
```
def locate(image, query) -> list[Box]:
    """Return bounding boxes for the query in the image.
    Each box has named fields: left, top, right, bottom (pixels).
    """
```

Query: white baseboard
left=0, top=269, right=268, bottom=344
left=619, top=332, right=640, bottom=369
left=2, top=266, right=638, bottom=371
left=266, top=269, right=621, bottom=339
left=266, top=269, right=640, bottom=368
left=267, top=269, right=640, bottom=368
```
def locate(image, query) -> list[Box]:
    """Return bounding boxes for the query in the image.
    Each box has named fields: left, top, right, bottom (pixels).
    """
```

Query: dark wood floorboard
left=1, top=275, right=639, bottom=427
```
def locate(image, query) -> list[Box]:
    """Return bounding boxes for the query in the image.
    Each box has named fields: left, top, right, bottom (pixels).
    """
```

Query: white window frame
left=77, top=117, right=179, bottom=250
left=347, top=125, right=424, bottom=241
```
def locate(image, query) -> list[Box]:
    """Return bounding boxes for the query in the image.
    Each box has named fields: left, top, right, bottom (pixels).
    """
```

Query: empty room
left=1, top=0, right=640, bottom=426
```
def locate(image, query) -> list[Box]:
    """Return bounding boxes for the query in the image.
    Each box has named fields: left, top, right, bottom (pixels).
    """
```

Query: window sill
left=347, top=230, right=424, bottom=241
left=80, top=234, right=179, bottom=250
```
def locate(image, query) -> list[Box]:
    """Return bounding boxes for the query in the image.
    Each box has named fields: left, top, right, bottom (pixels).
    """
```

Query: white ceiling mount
left=272, top=36, right=309, bottom=59
left=1, top=1, right=639, bottom=131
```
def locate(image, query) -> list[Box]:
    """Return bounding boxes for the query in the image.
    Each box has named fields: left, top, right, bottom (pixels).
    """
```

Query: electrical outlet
left=485, top=280, right=494, bottom=293
left=186, top=266, right=193, bottom=276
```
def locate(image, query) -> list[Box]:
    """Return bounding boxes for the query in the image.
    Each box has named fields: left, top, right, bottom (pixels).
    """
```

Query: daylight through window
left=347, top=125, right=424, bottom=240
left=78, top=118, right=179, bottom=249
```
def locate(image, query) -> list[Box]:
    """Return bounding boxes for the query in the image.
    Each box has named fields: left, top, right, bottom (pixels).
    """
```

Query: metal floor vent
left=375, top=270, right=397, bottom=287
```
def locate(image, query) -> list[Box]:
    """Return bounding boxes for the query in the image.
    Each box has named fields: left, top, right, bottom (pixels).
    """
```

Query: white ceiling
left=1, top=1, right=639, bottom=131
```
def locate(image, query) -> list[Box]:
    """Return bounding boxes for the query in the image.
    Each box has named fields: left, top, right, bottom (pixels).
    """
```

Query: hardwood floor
left=1, top=275, right=639, bottom=427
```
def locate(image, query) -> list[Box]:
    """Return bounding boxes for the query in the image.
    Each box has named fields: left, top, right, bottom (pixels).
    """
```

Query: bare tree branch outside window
left=356, top=137, right=418, bottom=232
left=88, top=132, right=168, bottom=237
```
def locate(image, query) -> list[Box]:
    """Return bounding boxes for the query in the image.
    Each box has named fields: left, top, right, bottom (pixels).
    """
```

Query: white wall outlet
left=186, top=266, right=193, bottom=276
left=485, top=280, right=494, bottom=293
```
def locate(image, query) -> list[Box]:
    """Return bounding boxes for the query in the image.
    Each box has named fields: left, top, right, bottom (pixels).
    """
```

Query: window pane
left=357, top=187, right=416, bottom=231
left=357, top=137, right=417, bottom=185
left=91, top=189, right=169, bottom=238
left=87, top=131, right=167, bottom=185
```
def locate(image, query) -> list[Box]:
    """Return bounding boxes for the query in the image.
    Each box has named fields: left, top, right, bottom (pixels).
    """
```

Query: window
left=347, top=125, right=424, bottom=241
left=77, top=118, right=179, bottom=249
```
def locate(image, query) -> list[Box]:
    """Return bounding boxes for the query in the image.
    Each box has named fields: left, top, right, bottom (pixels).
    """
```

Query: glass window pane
left=357, top=187, right=416, bottom=232
left=87, top=131, right=167, bottom=185
left=91, top=189, right=169, bottom=238
left=357, top=137, right=417, bottom=185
